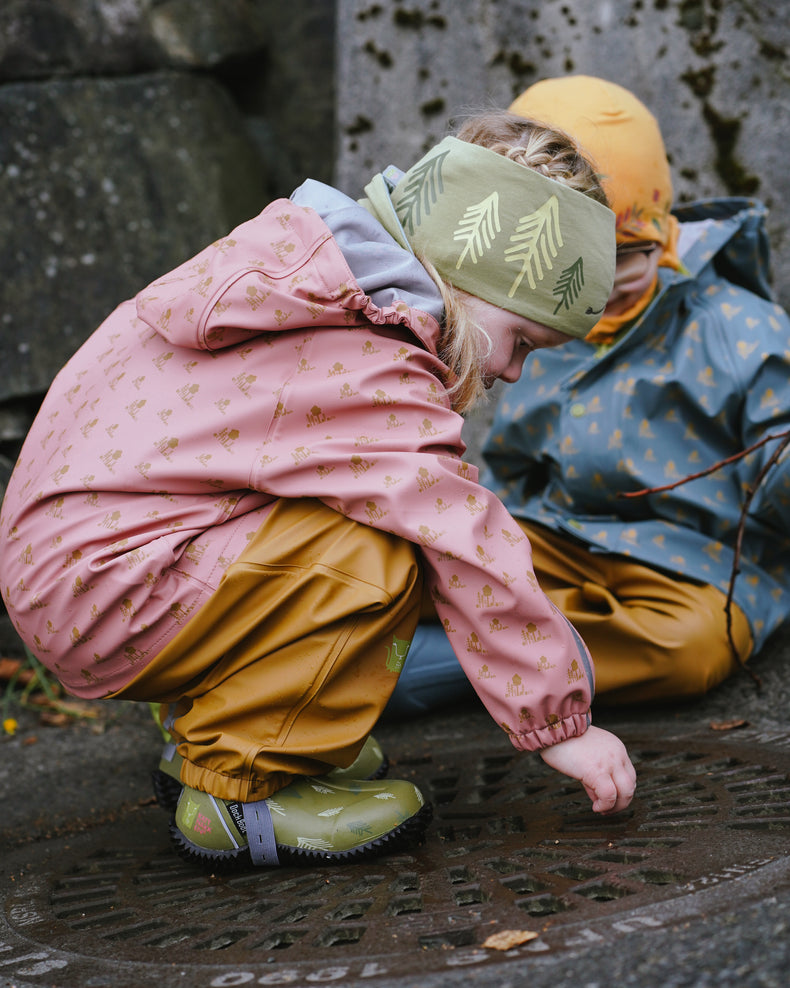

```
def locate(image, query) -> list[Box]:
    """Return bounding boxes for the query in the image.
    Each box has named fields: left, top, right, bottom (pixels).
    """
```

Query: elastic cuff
left=506, top=711, right=591, bottom=753
left=179, top=759, right=293, bottom=803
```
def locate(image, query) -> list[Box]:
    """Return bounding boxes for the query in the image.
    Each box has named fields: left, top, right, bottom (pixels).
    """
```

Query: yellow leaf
left=710, top=718, right=749, bottom=732
left=482, top=929, right=539, bottom=951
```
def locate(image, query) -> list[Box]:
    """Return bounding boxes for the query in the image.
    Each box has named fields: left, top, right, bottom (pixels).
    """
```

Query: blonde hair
left=432, top=111, right=609, bottom=413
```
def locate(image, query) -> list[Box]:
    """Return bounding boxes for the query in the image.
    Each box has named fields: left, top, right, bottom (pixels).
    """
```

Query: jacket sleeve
left=248, top=333, right=593, bottom=753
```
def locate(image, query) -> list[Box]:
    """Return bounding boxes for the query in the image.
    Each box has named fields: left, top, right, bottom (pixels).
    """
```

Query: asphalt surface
left=2, top=624, right=790, bottom=988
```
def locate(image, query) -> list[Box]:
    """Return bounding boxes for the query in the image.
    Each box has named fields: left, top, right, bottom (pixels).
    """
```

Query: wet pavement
left=3, top=628, right=790, bottom=988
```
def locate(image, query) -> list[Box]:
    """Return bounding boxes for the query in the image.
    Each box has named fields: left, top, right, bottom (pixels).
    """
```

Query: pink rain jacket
left=0, top=194, right=593, bottom=752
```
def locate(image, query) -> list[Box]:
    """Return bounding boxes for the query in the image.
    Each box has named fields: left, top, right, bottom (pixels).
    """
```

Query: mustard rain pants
left=519, top=522, right=753, bottom=705
left=116, top=498, right=423, bottom=802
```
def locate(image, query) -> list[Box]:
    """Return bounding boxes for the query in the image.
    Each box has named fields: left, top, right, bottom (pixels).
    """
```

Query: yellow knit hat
left=510, top=76, right=681, bottom=342
left=510, top=76, right=677, bottom=249
left=510, top=75, right=681, bottom=344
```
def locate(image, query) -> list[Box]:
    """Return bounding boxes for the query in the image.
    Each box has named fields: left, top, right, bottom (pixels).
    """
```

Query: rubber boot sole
left=151, top=768, right=184, bottom=812
left=169, top=801, right=433, bottom=872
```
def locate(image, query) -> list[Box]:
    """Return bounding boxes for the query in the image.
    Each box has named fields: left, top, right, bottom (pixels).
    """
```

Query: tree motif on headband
left=454, top=193, right=501, bottom=267
left=503, top=195, right=562, bottom=295
left=386, top=135, right=614, bottom=338
left=454, top=192, right=588, bottom=311
left=552, top=258, right=586, bottom=315
left=394, top=149, right=450, bottom=235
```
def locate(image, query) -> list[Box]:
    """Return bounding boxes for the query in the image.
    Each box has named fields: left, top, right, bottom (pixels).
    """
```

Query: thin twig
left=620, top=429, right=790, bottom=498
left=618, top=428, right=790, bottom=691
left=722, top=431, right=790, bottom=687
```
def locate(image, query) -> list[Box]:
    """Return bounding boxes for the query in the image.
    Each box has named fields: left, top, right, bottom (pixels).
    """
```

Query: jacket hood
left=673, top=197, right=774, bottom=302
left=291, top=179, right=445, bottom=338
left=135, top=181, right=445, bottom=356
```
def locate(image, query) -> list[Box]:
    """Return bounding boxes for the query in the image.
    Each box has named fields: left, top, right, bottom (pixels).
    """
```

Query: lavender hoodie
left=0, top=182, right=593, bottom=752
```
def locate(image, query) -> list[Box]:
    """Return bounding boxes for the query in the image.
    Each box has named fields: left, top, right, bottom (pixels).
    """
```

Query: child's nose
left=500, top=355, right=527, bottom=383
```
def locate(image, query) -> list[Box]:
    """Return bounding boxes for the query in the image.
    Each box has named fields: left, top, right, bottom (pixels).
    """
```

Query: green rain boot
left=151, top=735, right=389, bottom=812
left=170, top=774, right=431, bottom=869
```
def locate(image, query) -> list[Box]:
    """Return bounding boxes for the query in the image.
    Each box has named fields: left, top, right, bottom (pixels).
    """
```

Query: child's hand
left=538, top=725, right=636, bottom=815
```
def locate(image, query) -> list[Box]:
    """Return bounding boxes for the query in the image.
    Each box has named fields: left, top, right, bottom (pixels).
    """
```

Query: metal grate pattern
left=4, top=729, right=790, bottom=986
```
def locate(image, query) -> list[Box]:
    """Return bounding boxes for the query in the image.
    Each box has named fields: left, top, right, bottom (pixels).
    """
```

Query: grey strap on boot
left=242, top=799, right=280, bottom=866
left=160, top=740, right=177, bottom=761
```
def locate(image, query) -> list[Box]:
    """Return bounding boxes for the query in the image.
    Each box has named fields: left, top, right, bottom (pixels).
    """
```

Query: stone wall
left=336, top=0, right=788, bottom=278
left=334, top=0, right=790, bottom=459
left=0, top=0, right=335, bottom=463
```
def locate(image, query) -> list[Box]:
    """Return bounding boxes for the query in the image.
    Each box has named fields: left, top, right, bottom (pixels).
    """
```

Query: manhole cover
left=4, top=725, right=790, bottom=987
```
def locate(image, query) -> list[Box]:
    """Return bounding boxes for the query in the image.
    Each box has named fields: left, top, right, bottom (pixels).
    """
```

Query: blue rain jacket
left=482, top=198, right=790, bottom=652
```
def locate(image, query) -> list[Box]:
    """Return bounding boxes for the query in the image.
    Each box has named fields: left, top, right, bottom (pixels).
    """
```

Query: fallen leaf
left=0, top=657, right=22, bottom=679
left=29, top=695, right=99, bottom=718
left=482, top=929, right=539, bottom=951
left=710, top=718, right=749, bottom=732
left=0, top=658, right=35, bottom=686
left=27, top=694, right=55, bottom=708
left=38, top=711, right=71, bottom=727
left=57, top=700, right=100, bottom=719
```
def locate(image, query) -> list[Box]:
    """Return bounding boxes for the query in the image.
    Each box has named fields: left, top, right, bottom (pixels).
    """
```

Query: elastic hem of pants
left=179, top=760, right=293, bottom=803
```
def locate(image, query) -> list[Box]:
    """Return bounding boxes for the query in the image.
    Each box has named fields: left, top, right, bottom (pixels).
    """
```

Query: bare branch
left=723, top=431, right=790, bottom=688
left=619, top=429, right=790, bottom=499
left=617, top=428, right=790, bottom=692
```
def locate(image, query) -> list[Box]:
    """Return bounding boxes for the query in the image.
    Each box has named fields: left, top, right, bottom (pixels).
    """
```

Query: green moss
left=681, top=66, right=716, bottom=98
left=393, top=8, right=446, bottom=29
left=346, top=115, right=374, bottom=136
left=702, top=103, right=760, bottom=196
left=363, top=40, right=393, bottom=68
left=420, top=98, right=446, bottom=117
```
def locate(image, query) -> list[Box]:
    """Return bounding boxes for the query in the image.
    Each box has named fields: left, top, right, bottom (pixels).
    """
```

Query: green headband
left=374, top=136, right=615, bottom=338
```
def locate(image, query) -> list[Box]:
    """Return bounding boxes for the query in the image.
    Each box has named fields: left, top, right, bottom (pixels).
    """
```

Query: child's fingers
left=588, top=764, right=636, bottom=815
left=585, top=771, right=619, bottom=813
left=616, top=761, right=638, bottom=809
left=616, top=759, right=638, bottom=795
left=538, top=726, right=637, bottom=815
